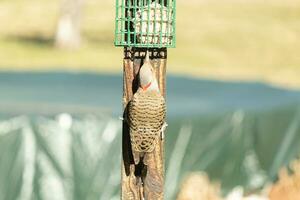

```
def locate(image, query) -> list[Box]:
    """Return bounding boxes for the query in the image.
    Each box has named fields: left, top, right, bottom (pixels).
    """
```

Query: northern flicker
left=127, top=51, right=167, bottom=165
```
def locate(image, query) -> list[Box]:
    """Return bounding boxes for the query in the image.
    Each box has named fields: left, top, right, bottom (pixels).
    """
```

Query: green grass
left=0, top=0, right=300, bottom=88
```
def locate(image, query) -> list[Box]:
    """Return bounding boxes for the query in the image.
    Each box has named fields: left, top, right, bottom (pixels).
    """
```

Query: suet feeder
left=114, top=0, right=176, bottom=48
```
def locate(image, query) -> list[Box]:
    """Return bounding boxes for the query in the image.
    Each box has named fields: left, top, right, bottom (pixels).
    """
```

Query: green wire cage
left=114, top=0, right=176, bottom=48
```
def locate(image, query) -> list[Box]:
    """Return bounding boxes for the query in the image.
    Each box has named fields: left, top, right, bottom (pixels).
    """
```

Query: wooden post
left=121, top=47, right=167, bottom=200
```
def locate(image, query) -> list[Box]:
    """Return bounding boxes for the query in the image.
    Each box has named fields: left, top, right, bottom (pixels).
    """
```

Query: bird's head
left=139, top=51, right=159, bottom=92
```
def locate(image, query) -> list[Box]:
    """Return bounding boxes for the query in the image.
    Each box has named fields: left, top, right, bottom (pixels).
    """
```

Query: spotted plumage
left=128, top=89, right=166, bottom=154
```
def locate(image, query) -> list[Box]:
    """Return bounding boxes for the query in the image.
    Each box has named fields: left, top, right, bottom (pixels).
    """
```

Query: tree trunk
left=55, top=0, right=83, bottom=49
left=122, top=47, right=167, bottom=200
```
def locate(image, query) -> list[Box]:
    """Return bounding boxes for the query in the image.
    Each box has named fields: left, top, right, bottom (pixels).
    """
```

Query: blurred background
left=0, top=0, right=300, bottom=199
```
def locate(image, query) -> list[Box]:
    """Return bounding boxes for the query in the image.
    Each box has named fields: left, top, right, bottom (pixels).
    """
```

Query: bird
left=127, top=51, right=167, bottom=165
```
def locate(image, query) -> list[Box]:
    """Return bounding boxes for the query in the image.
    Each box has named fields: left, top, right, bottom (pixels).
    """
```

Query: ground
left=0, top=0, right=300, bottom=88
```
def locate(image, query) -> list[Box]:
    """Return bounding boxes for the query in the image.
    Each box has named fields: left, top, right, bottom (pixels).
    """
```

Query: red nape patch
left=142, top=82, right=152, bottom=91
